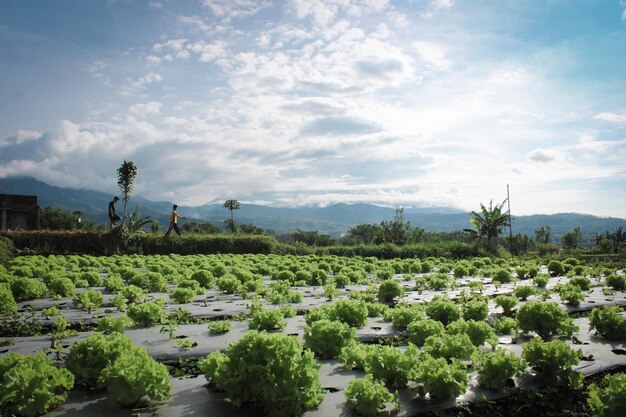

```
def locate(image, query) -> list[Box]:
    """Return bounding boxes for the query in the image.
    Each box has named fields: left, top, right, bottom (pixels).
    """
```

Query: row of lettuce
left=1, top=252, right=626, bottom=416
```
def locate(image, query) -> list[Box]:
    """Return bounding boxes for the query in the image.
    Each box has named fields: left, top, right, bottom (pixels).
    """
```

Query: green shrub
left=48, top=278, right=76, bottom=298
left=100, top=345, right=171, bottom=407
left=65, top=332, right=135, bottom=387
left=0, top=236, right=14, bottom=266
left=474, top=347, right=524, bottom=390
left=493, top=268, right=514, bottom=284
left=190, top=270, right=215, bottom=288
left=0, top=283, right=18, bottom=314
left=589, top=307, right=626, bottom=340
left=364, top=345, right=417, bottom=388
left=522, top=337, right=582, bottom=387
left=208, top=320, right=231, bottom=335
left=329, top=299, right=368, bottom=328
left=304, top=319, right=355, bottom=359
left=344, top=375, right=399, bottom=416
left=462, top=299, right=488, bottom=321
left=128, top=300, right=166, bottom=327
left=517, top=301, right=577, bottom=339
left=170, top=287, right=196, bottom=304
left=425, top=272, right=453, bottom=290
left=494, top=294, right=518, bottom=316
left=11, top=278, right=46, bottom=301
left=410, top=354, right=469, bottom=400
left=249, top=307, right=287, bottom=332
left=425, top=296, right=461, bottom=325
left=72, top=289, right=104, bottom=312
left=547, top=260, right=565, bottom=277
left=216, top=274, right=242, bottom=294
left=0, top=352, right=74, bottom=417
left=493, top=316, right=517, bottom=335
left=605, top=274, right=626, bottom=291
left=198, top=331, right=322, bottom=417
left=533, top=274, right=550, bottom=288
left=569, top=276, right=591, bottom=291
left=120, top=284, right=144, bottom=303
left=377, top=279, right=405, bottom=302
left=80, top=271, right=102, bottom=287
left=587, top=373, right=626, bottom=417
left=145, top=272, right=169, bottom=292
left=407, top=319, right=445, bottom=347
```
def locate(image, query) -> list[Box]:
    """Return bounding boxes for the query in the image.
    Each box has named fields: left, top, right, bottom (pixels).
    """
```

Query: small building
left=0, top=194, right=40, bottom=231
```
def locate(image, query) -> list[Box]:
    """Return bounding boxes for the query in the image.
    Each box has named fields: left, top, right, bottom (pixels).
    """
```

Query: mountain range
left=1, top=177, right=624, bottom=244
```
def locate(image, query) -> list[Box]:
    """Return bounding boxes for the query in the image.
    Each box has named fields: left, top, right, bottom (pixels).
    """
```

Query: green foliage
left=97, top=315, right=133, bottom=333
left=462, top=299, right=488, bottom=321
left=47, top=277, right=76, bottom=298
left=425, top=296, right=461, bottom=325
left=0, top=283, right=18, bottom=314
left=72, top=289, right=104, bottom=312
left=117, top=159, right=138, bottom=222
left=128, top=300, right=166, bottom=327
left=11, top=278, right=46, bottom=301
left=190, top=269, right=215, bottom=288
left=605, top=274, right=626, bottom=290
left=208, top=320, right=232, bottom=335
left=424, top=272, right=454, bottom=290
left=468, top=199, right=510, bottom=245
left=104, top=273, right=125, bottom=292
left=99, top=345, right=171, bottom=406
left=589, top=306, right=626, bottom=340
left=384, top=303, right=425, bottom=329
left=170, top=287, right=196, bottom=304
left=493, top=316, right=518, bottom=335
left=80, top=271, right=102, bottom=287
left=547, top=260, right=565, bottom=276
left=304, top=319, right=355, bottom=359
left=216, top=274, right=242, bottom=294
left=522, top=337, right=582, bottom=387
left=323, top=281, right=339, bottom=300
left=493, top=268, right=514, bottom=284
left=0, top=352, right=74, bottom=417
left=517, top=301, right=577, bottom=339
left=423, top=333, right=477, bottom=361
left=410, top=354, right=469, bottom=400
left=494, top=294, right=519, bottom=316
left=448, top=319, right=498, bottom=348
left=561, top=227, right=582, bottom=250
left=0, top=236, right=14, bottom=266
left=556, top=283, right=585, bottom=306
left=249, top=307, right=287, bottom=332
left=474, top=347, right=525, bottom=390
left=587, top=373, right=626, bottom=417
left=328, top=299, right=368, bottom=328
left=377, top=279, right=405, bottom=302
left=65, top=332, right=135, bottom=387
left=407, top=319, right=445, bottom=346
left=344, top=375, right=399, bottom=416
left=533, top=274, right=550, bottom=288
left=120, top=284, right=144, bottom=303
left=514, top=285, right=535, bottom=301
left=364, top=344, right=418, bottom=388
left=198, top=331, right=322, bottom=417
left=569, top=276, right=591, bottom=291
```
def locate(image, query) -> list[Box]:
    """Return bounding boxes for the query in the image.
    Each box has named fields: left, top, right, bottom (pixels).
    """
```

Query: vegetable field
left=1, top=254, right=625, bottom=417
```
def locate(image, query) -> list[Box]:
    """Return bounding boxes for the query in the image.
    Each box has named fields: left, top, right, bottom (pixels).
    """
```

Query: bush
left=587, top=373, right=626, bottom=417
left=80, top=271, right=102, bottom=287
left=474, top=348, right=525, bottom=390
left=377, top=279, right=405, bottom=302
left=517, top=301, right=577, bottom=339
left=190, top=269, right=215, bottom=288
left=128, top=300, right=166, bottom=327
left=11, top=278, right=46, bottom=301
left=410, top=354, right=469, bottom=400
left=605, top=274, right=626, bottom=291
left=494, top=294, right=518, bottom=316
left=547, top=260, right=565, bottom=277
left=493, top=268, right=514, bottom=284
left=120, top=284, right=144, bottom=303
left=533, top=274, right=550, bottom=288
left=0, top=283, right=18, bottom=314
left=522, top=337, right=582, bottom=387
left=304, top=319, right=355, bottom=359
left=364, top=345, right=417, bottom=388
left=344, top=375, right=399, bottom=416
left=0, top=236, right=14, bottom=266
left=0, top=352, right=74, bottom=417
left=569, top=276, right=592, bottom=291
left=556, top=283, right=585, bottom=306
left=99, top=346, right=171, bottom=407
left=170, top=287, right=196, bottom=304
left=104, top=273, right=125, bottom=292
left=65, top=332, right=135, bottom=387
left=589, top=307, right=626, bottom=340
left=407, top=319, right=445, bottom=347
left=198, top=331, right=322, bottom=417
left=425, top=296, right=460, bottom=325
left=216, top=274, right=241, bottom=294
left=97, top=315, right=133, bottom=333
left=208, top=320, right=231, bottom=335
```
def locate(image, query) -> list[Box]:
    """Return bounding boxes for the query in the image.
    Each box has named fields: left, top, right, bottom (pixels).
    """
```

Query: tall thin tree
left=116, top=160, right=137, bottom=226
left=223, top=199, right=240, bottom=233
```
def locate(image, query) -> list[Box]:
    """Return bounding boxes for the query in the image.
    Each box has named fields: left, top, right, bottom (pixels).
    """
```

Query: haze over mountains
left=1, top=177, right=624, bottom=244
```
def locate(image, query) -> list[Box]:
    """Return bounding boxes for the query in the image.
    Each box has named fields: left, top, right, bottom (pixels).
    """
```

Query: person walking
left=108, top=196, right=122, bottom=229
left=164, top=204, right=186, bottom=236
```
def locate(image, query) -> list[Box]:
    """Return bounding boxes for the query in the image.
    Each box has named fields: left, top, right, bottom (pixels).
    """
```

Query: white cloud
left=594, top=112, right=626, bottom=124
left=412, top=41, right=451, bottom=70
left=121, top=73, right=163, bottom=95
left=526, top=148, right=557, bottom=163
left=201, top=0, right=272, bottom=19
left=130, top=101, right=162, bottom=117
left=432, top=0, right=454, bottom=9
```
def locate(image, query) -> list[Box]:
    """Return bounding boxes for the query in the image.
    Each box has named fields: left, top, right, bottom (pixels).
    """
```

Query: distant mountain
left=1, top=177, right=624, bottom=245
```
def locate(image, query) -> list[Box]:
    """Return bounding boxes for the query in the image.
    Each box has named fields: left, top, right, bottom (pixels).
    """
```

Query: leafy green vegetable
left=410, top=354, right=469, bottom=400
left=304, top=319, right=355, bottom=359
left=522, top=337, right=582, bottom=388
left=587, top=372, right=626, bottom=417
left=517, top=301, right=577, bottom=339
left=589, top=306, right=626, bottom=340
left=344, top=375, right=399, bottom=416
left=474, top=347, right=524, bottom=390
left=208, top=320, right=232, bottom=335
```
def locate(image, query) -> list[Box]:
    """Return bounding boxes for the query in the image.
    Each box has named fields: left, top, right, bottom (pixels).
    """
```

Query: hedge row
left=1, top=230, right=123, bottom=255
left=127, top=234, right=278, bottom=255
left=0, top=236, right=14, bottom=265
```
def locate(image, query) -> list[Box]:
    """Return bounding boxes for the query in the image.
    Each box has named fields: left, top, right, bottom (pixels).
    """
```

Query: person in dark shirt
left=108, top=196, right=122, bottom=228
left=164, top=204, right=185, bottom=236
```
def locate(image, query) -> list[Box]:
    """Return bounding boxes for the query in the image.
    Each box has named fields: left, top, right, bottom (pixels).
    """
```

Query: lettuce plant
left=589, top=306, right=626, bottom=340
left=516, top=301, right=577, bottom=339
left=72, top=289, right=104, bottom=312
left=425, top=296, right=460, bottom=325
left=410, top=354, right=469, bottom=400
left=494, top=295, right=518, bottom=316
left=170, top=287, right=196, bottom=304
left=423, top=333, right=476, bottom=361
left=0, top=283, right=17, bottom=314
left=377, top=279, right=405, bottom=302
left=208, top=320, right=232, bottom=335
left=344, top=375, right=399, bottom=416
left=474, top=347, right=525, bottom=390
left=249, top=307, right=287, bottom=332
left=0, top=352, right=74, bottom=417
left=407, top=319, right=445, bottom=347
left=128, top=300, right=166, bottom=327
left=10, top=278, right=46, bottom=301
left=199, top=331, right=322, bottom=417
left=304, top=319, right=355, bottom=359
left=384, top=302, right=425, bottom=329
left=462, top=299, right=488, bottom=321
left=587, top=372, right=626, bottom=417
left=522, top=337, right=582, bottom=387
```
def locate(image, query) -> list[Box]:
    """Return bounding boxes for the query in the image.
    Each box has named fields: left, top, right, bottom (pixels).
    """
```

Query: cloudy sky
left=1, top=0, right=625, bottom=217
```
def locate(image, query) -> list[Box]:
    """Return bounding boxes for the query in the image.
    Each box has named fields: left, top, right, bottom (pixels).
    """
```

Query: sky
left=0, top=0, right=625, bottom=217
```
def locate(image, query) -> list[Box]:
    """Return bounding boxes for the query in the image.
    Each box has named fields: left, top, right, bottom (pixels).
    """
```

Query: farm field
left=1, top=253, right=625, bottom=417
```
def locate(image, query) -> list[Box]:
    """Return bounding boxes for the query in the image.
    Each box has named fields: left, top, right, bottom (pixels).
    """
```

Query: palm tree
left=223, top=200, right=240, bottom=233
left=467, top=199, right=510, bottom=245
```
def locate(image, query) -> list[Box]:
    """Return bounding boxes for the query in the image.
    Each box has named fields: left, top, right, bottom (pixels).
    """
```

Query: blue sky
left=1, top=0, right=625, bottom=217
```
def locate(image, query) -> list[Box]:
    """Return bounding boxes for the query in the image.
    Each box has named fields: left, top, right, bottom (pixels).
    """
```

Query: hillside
left=1, top=177, right=624, bottom=243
